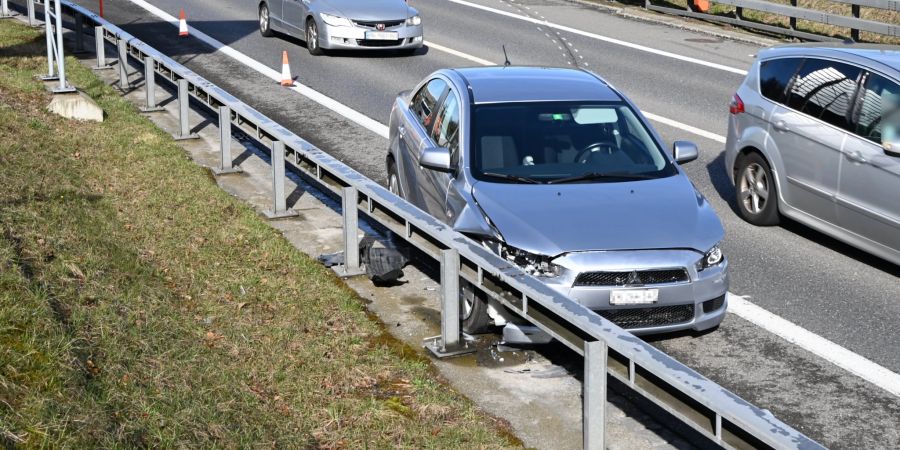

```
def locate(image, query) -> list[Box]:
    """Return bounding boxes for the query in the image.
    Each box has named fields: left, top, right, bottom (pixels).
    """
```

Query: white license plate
left=610, top=289, right=659, bottom=305
left=365, top=31, right=399, bottom=40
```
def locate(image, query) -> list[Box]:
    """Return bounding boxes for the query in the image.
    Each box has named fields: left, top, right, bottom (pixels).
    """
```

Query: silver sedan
left=258, top=0, right=423, bottom=55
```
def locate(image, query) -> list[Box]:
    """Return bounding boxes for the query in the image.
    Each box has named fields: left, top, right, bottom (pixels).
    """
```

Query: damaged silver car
left=386, top=67, right=729, bottom=343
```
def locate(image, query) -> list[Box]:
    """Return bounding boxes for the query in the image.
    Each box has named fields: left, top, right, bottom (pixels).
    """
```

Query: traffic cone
left=280, top=51, right=294, bottom=86
left=178, top=8, right=188, bottom=37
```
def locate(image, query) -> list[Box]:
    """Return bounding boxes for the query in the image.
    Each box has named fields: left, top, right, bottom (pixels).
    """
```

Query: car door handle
left=773, top=121, right=790, bottom=132
left=845, top=150, right=867, bottom=164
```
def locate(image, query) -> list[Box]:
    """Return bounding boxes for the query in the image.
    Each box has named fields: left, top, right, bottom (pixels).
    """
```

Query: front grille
left=352, top=19, right=404, bottom=29
left=356, top=39, right=403, bottom=47
left=596, top=305, right=695, bottom=329
left=574, top=269, right=689, bottom=287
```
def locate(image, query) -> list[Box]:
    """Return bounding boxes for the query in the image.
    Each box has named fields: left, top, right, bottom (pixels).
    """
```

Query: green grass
left=0, top=20, right=519, bottom=449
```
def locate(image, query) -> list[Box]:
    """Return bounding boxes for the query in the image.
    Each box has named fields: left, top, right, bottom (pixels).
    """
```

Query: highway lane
left=48, top=0, right=900, bottom=445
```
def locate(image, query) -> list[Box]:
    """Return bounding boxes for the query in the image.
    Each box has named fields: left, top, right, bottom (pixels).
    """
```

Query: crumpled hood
left=472, top=175, right=724, bottom=256
left=320, top=0, right=409, bottom=21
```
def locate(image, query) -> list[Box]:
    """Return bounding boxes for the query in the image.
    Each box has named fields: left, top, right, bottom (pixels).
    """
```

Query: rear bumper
left=319, top=23, right=424, bottom=50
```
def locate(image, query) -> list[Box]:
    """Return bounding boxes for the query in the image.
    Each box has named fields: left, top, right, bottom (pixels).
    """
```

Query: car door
left=837, top=71, right=900, bottom=253
left=267, top=0, right=286, bottom=28
left=282, top=0, right=308, bottom=35
left=419, top=89, right=461, bottom=223
left=770, top=57, right=862, bottom=224
left=398, top=78, right=448, bottom=213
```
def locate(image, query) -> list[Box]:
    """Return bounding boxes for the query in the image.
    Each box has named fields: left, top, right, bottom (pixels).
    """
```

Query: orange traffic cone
left=280, top=51, right=294, bottom=86
left=178, top=8, right=188, bottom=37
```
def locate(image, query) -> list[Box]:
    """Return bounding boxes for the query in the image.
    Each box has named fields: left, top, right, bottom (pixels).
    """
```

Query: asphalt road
left=25, top=0, right=900, bottom=445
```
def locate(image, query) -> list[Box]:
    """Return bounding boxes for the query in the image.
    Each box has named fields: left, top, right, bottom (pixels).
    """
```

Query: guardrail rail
left=18, top=0, right=829, bottom=448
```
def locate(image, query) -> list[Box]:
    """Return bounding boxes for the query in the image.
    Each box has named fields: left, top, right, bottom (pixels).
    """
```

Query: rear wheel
left=735, top=152, right=780, bottom=226
left=258, top=4, right=274, bottom=37
left=306, top=19, right=324, bottom=56
left=461, top=282, right=492, bottom=334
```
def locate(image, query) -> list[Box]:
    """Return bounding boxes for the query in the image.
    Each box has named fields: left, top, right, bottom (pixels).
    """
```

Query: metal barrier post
left=263, top=141, right=298, bottom=219
left=73, top=12, right=85, bottom=53
left=851, top=4, right=860, bottom=41
left=139, top=56, right=164, bottom=112
left=51, top=0, right=72, bottom=92
left=1, top=0, right=11, bottom=18
left=116, top=37, right=130, bottom=90
left=425, top=249, right=475, bottom=358
left=213, top=105, right=242, bottom=174
left=584, top=340, right=607, bottom=450
left=27, top=0, right=35, bottom=26
left=41, top=0, right=57, bottom=81
left=93, top=26, right=112, bottom=70
left=173, top=78, right=199, bottom=140
left=333, top=186, right=363, bottom=276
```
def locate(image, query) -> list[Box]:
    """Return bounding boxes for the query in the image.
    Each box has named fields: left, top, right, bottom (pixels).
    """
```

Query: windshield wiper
left=547, top=171, right=657, bottom=184
left=481, top=172, right=543, bottom=184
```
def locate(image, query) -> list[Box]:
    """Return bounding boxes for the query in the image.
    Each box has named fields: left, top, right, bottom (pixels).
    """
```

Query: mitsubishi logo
left=626, top=271, right=641, bottom=285
left=376, top=23, right=386, bottom=31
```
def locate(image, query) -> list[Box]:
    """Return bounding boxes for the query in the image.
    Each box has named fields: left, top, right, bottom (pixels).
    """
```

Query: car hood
left=471, top=175, right=724, bottom=256
left=321, top=0, right=409, bottom=21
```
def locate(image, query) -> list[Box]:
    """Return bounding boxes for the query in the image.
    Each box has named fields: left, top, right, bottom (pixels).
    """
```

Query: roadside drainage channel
left=54, top=31, right=702, bottom=449
left=21, top=2, right=825, bottom=449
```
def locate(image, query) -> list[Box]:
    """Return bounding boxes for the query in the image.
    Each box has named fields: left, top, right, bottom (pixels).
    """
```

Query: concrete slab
left=45, top=88, right=103, bottom=122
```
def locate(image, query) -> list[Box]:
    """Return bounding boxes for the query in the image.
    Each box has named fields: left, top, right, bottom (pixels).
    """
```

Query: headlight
left=696, top=244, right=724, bottom=271
left=406, top=15, right=421, bottom=26
left=502, top=245, right=562, bottom=278
left=320, top=13, right=353, bottom=27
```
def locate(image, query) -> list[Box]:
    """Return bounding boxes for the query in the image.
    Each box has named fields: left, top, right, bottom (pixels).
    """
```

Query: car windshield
left=470, top=101, right=676, bottom=183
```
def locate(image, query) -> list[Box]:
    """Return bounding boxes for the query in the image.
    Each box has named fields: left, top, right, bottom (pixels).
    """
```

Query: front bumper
left=545, top=250, right=729, bottom=335
left=318, top=21, right=424, bottom=50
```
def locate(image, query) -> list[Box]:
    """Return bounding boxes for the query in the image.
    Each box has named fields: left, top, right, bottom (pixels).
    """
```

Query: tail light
left=729, top=93, right=745, bottom=115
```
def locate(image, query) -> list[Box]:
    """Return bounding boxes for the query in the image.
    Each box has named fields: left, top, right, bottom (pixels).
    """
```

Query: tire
left=461, top=281, right=492, bottom=334
left=735, top=152, right=780, bottom=226
left=387, top=159, right=403, bottom=199
left=306, top=19, right=324, bottom=56
left=258, top=3, right=274, bottom=37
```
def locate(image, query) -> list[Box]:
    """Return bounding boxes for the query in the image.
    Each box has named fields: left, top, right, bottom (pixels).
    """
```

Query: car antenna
left=502, top=45, right=511, bottom=67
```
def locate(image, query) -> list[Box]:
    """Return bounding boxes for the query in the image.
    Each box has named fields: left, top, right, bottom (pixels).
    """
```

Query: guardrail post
left=173, top=78, right=199, bottom=140
left=263, top=141, right=298, bottom=219
left=425, top=249, right=475, bottom=358
left=41, top=0, right=57, bottom=81
left=73, top=12, right=85, bottom=53
left=139, top=56, right=164, bottom=112
left=93, top=26, right=113, bottom=70
left=789, top=0, right=797, bottom=31
left=213, top=105, right=242, bottom=174
left=116, top=37, right=130, bottom=90
left=27, top=0, right=35, bottom=26
left=330, top=186, right=364, bottom=276
left=1, top=0, right=11, bottom=18
left=850, top=4, right=860, bottom=41
left=584, top=340, right=607, bottom=450
left=49, top=0, right=73, bottom=93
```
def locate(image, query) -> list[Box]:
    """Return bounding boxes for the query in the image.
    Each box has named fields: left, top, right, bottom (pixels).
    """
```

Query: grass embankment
left=621, top=0, right=900, bottom=44
left=0, top=20, right=517, bottom=448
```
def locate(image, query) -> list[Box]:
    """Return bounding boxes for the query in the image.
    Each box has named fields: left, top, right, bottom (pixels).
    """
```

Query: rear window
left=759, top=57, right=803, bottom=104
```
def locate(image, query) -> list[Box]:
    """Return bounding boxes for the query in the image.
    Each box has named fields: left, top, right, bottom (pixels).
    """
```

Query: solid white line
left=727, top=293, right=900, bottom=398
left=124, top=0, right=390, bottom=138
left=424, top=40, right=495, bottom=66
left=443, top=0, right=748, bottom=76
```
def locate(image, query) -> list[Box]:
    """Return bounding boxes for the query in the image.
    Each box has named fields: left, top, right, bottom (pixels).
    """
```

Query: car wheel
left=258, top=4, right=274, bottom=37
left=387, top=160, right=403, bottom=198
left=735, top=152, right=780, bottom=226
left=461, top=281, right=492, bottom=334
left=306, top=18, right=324, bottom=56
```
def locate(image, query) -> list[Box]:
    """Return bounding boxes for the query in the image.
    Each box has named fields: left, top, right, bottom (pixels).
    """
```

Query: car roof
left=759, top=43, right=900, bottom=72
left=449, top=66, right=622, bottom=104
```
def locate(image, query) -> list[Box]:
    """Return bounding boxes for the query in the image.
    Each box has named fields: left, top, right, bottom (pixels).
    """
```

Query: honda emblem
left=376, top=23, right=385, bottom=31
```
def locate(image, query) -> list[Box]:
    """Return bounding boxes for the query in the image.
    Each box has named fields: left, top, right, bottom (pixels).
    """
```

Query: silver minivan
left=725, top=44, right=900, bottom=266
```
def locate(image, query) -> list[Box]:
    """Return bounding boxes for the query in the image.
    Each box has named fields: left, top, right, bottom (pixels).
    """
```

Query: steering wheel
left=575, top=141, right=617, bottom=164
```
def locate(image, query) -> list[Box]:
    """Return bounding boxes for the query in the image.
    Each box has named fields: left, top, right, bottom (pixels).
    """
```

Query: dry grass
left=0, top=19, right=519, bottom=449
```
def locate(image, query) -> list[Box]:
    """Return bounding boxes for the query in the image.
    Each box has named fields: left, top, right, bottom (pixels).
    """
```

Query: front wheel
left=306, top=19, right=324, bottom=56
left=461, top=282, right=492, bottom=334
left=258, top=4, right=274, bottom=37
left=735, top=152, right=780, bottom=226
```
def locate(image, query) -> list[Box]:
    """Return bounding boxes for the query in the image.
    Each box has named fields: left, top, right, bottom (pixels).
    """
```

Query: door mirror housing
left=673, top=140, right=699, bottom=164
left=419, top=146, right=453, bottom=172
left=884, top=140, right=900, bottom=158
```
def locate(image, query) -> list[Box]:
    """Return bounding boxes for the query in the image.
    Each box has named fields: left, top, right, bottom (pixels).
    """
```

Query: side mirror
left=419, top=146, right=453, bottom=172
left=673, top=140, right=699, bottom=164
left=884, top=141, right=900, bottom=158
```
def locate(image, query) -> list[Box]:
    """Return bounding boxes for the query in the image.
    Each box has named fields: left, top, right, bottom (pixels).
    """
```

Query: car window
left=759, top=57, right=803, bottom=104
left=431, top=91, right=460, bottom=165
left=410, top=78, right=447, bottom=131
left=854, top=73, right=900, bottom=145
left=786, top=58, right=862, bottom=131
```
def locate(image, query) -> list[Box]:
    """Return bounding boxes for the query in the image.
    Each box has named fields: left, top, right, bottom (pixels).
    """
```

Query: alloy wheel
left=739, top=162, right=770, bottom=215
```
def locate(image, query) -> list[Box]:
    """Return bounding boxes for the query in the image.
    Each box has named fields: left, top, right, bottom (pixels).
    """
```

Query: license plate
left=365, top=31, right=399, bottom=40
left=610, top=289, right=659, bottom=305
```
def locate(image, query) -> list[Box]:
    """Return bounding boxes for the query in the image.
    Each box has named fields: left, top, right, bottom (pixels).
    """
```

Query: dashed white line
left=728, top=294, right=900, bottom=398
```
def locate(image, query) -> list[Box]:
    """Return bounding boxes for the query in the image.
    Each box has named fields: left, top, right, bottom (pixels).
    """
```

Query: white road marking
left=443, top=0, right=748, bottom=76
left=124, top=0, right=390, bottom=138
left=424, top=41, right=495, bottom=66
left=728, top=293, right=900, bottom=398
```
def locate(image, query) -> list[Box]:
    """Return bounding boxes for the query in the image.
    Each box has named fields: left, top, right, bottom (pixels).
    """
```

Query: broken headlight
left=696, top=243, right=724, bottom=272
left=502, top=245, right=563, bottom=278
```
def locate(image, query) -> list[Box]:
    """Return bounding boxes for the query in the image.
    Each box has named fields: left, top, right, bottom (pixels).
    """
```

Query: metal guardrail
left=26, top=1, right=827, bottom=448
left=646, top=0, right=898, bottom=42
